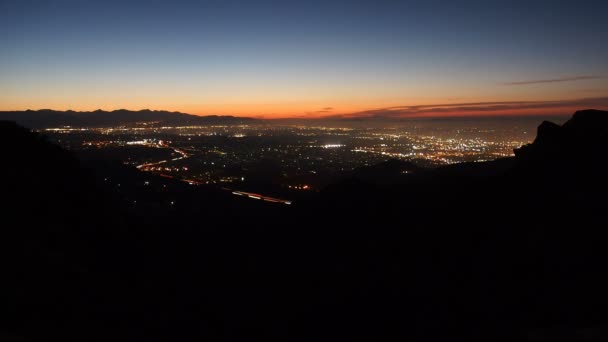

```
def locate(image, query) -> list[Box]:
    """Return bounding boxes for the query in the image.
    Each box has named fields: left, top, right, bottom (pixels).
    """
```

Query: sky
left=1, top=0, right=607, bottom=118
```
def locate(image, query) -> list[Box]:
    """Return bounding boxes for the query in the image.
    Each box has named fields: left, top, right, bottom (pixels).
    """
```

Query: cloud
left=293, top=107, right=336, bottom=118
left=504, top=75, right=602, bottom=85
left=315, top=107, right=334, bottom=114
left=335, top=97, right=608, bottom=119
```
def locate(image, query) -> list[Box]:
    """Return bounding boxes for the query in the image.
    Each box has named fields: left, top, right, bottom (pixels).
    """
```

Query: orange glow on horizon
left=1, top=97, right=607, bottom=119
left=154, top=101, right=608, bottom=119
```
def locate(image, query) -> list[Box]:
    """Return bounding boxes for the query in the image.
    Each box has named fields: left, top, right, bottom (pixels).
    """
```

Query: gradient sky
left=1, top=0, right=607, bottom=118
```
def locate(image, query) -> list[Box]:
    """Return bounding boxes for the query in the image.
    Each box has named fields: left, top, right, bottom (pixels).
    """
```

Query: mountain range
left=0, top=109, right=257, bottom=128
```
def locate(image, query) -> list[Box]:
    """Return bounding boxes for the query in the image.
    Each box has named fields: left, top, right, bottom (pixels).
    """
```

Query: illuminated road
left=137, top=142, right=190, bottom=170
left=224, top=189, right=292, bottom=205
left=134, top=142, right=292, bottom=205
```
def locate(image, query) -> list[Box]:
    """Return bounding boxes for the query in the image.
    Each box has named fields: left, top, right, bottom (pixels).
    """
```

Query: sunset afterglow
left=1, top=0, right=607, bottom=118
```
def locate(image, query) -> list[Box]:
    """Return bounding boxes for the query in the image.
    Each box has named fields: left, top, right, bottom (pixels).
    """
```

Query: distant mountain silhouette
left=0, top=109, right=257, bottom=128
left=3, top=109, right=608, bottom=341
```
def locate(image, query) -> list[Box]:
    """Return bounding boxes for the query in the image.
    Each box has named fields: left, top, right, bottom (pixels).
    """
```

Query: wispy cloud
left=504, top=75, right=602, bottom=85
left=333, top=97, right=608, bottom=119
left=314, top=107, right=334, bottom=114
left=294, top=107, right=336, bottom=118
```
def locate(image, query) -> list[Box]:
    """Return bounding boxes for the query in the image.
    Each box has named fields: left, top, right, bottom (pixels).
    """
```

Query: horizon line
left=0, top=108, right=586, bottom=121
left=2, top=96, right=607, bottom=120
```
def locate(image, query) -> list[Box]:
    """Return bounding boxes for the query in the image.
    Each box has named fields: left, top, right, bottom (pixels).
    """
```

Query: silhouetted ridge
left=563, top=109, right=608, bottom=131
left=0, top=109, right=257, bottom=128
left=514, top=109, right=608, bottom=164
left=534, top=120, right=561, bottom=144
left=0, top=120, right=81, bottom=179
left=3, top=110, right=608, bottom=341
left=319, top=109, right=608, bottom=208
left=1, top=121, right=285, bottom=341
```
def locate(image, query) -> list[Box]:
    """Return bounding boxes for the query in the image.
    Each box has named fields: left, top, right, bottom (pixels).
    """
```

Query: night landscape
left=2, top=1, right=608, bottom=341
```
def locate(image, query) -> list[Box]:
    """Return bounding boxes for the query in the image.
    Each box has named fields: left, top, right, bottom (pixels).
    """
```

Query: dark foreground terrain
left=2, top=110, right=608, bottom=341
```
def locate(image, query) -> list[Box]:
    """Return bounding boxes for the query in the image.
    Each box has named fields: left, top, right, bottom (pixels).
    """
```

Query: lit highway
left=137, top=142, right=190, bottom=170
left=228, top=189, right=292, bottom=205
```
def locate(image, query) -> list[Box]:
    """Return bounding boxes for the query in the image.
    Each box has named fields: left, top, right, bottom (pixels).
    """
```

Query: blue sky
left=1, top=0, right=607, bottom=117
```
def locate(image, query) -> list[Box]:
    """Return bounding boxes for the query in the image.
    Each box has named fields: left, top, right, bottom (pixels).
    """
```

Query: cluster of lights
left=288, top=185, right=311, bottom=190
left=45, top=122, right=533, bottom=208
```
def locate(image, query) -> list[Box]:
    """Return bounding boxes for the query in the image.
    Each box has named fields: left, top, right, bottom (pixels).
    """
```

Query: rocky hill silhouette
left=513, top=109, right=608, bottom=179
left=322, top=109, right=607, bottom=204
left=2, top=110, right=608, bottom=341
left=0, top=109, right=257, bottom=128
left=517, top=109, right=608, bottom=154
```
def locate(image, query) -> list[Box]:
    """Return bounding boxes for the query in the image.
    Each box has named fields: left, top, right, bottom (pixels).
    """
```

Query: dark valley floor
left=2, top=110, right=608, bottom=341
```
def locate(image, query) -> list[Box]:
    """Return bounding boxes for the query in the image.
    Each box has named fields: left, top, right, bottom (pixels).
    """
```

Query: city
left=4, top=0, right=608, bottom=340
left=41, top=119, right=538, bottom=203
